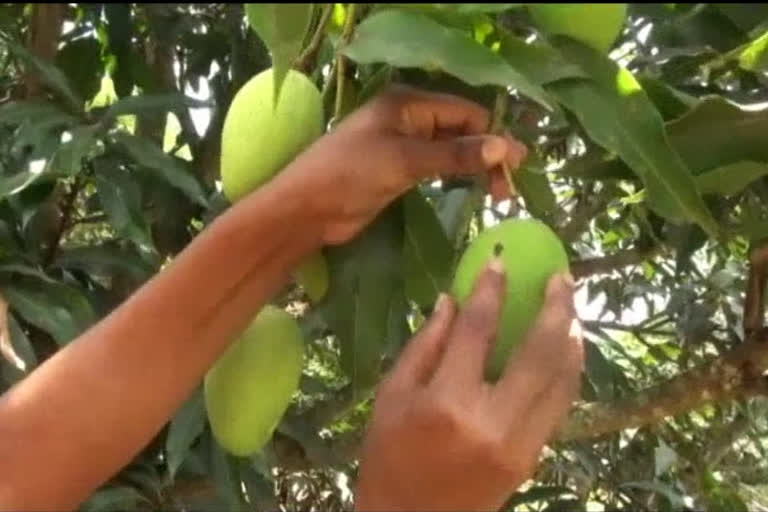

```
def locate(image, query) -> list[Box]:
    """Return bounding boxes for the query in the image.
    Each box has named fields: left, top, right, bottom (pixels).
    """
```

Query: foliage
left=2, top=3, right=768, bottom=511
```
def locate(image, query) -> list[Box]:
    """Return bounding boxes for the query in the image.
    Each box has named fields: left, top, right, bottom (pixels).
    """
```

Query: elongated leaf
left=5, top=39, right=83, bottom=111
left=166, top=388, right=206, bottom=480
left=497, top=30, right=588, bottom=85
left=739, top=30, right=768, bottom=72
left=696, top=161, right=768, bottom=197
left=515, top=169, right=557, bottom=221
left=342, top=9, right=554, bottom=110
left=103, top=93, right=213, bottom=122
left=546, top=40, right=718, bottom=237
left=1, top=315, right=37, bottom=386
left=81, top=487, right=150, bottom=512
left=47, top=124, right=100, bottom=176
left=245, top=4, right=314, bottom=103
left=0, top=101, right=77, bottom=127
left=435, top=3, right=520, bottom=13
left=0, top=171, right=44, bottom=200
left=112, top=132, right=208, bottom=207
left=53, top=244, right=156, bottom=283
left=403, top=189, right=454, bottom=309
left=1, top=276, right=96, bottom=345
left=55, top=36, right=104, bottom=102
left=93, top=160, right=154, bottom=249
left=319, top=204, right=409, bottom=393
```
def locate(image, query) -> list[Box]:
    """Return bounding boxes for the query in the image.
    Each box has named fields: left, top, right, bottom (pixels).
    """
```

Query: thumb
left=402, top=134, right=510, bottom=180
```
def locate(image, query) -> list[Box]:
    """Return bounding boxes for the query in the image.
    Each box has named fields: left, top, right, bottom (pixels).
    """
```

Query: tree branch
left=744, top=241, right=768, bottom=337
left=556, top=328, right=768, bottom=442
left=23, top=3, right=66, bottom=99
left=295, top=4, right=334, bottom=74
left=571, top=246, right=659, bottom=279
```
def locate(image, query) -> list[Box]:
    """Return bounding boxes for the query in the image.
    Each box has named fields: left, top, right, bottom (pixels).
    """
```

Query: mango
left=528, top=3, right=628, bottom=54
left=204, top=305, right=305, bottom=457
left=220, top=66, right=329, bottom=301
left=450, top=219, right=569, bottom=381
left=220, top=67, right=324, bottom=203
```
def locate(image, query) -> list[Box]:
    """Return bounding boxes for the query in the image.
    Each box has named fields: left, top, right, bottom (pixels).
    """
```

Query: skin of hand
left=0, top=85, right=526, bottom=512
left=354, top=263, right=584, bottom=512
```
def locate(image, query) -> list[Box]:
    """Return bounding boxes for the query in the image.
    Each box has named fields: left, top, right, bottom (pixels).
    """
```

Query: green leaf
left=81, top=486, right=150, bottom=512
left=102, top=93, right=213, bottom=123
left=104, top=3, right=135, bottom=98
left=0, top=101, right=77, bottom=128
left=546, top=40, right=718, bottom=237
left=5, top=38, right=83, bottom=112
left=166, top=387, right=206, bottom=480
left=52, top=244, right=156, bottom=283
left=319, top=204, right=409, bottom=393
left=245, top=3, right=314, bottom=103
left=402, top=189, right=454, bottom=309
left=1, top=315, right=37, bottom=386
left=341, top=9, right=555, bottom=110
left=515, top=169, right=557, bottom=221
left=208, top=433, right=248, bottom=511
left=1, top=276, right=96, bottom=346
left=434, top=3, right=521, bottom=13
left=93, top=160, right=154, bottom=249
left=112, top=132, right=208, bottom=207
left=497, top=30, right=588, bottom=85
left=46, top=124, right=100, bottom=176
left=666, top=97, right=768, bottom=174
left=0, top=171, right=44, bottom=200
left=55, top=36, right=104, bottom=102
left=696, top=160, right=768, bottom=197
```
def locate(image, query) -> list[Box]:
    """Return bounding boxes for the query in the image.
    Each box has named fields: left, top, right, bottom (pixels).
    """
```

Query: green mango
left=450, top=219, right=569, bottom=381
left=204, top=305, right=305, bottom=457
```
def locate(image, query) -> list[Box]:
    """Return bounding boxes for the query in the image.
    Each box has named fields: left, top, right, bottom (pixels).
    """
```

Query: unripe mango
left=220, top=67, right=324, bottom=203
left=450, top=219, right=569, bottom=381
left=220, top=67, right=329, bottom=301
left=528, top=3, right=628, bottom=54
left=204, top=305, right=305, bottom=457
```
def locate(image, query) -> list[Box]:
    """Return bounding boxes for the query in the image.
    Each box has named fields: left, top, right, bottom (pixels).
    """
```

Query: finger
left=399, top=90, right=491, bottom=137
left=390, top=293, right=457, bottom=388
left=401, top=135, right=510, bottom=181
left=431, top=259, right=507, bottom=389
left=505, top=134, right=528, bottom=168
left=489, top=170, right=511, bottom=203
left=510, top=326, right=583, bottom=449
left=492, top=273, right=578, bottom=417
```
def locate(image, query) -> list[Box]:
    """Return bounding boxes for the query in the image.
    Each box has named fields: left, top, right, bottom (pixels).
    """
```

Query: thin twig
left=491, top=90, right=517, bottom=198
left=334, top=3, right=357, bottom=123
left=295, top=3, right=334, bottom=73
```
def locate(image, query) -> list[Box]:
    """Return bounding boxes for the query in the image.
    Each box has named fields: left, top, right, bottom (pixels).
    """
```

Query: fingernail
left=561, top=271, right=575, bottom=288
left=434, top=293, right=450, bottom=313
left=481, top=136, right=508, bottom=166
left=569, top=318, right=583, bottom=341
left=488, top=257, right=505, bottom=275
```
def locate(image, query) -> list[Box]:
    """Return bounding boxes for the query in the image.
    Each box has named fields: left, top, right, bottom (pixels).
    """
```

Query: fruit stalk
left=335, top=3, right=358, bottom=122
left=491, top=89, right=518, bottom=199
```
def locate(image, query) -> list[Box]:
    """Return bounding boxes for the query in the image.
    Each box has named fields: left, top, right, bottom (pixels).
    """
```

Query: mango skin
left=220, top=67, right=324, bottom=203
left=528, top=3, right=628, bottom=54
left=204, top=305, right=305, bottom=457
left=450, top=219, right=569, bottom=381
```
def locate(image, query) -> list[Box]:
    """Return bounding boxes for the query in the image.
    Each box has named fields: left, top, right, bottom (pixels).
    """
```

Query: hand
left=279, top=85, right=527, bottom=245
left=353, top=261, right=584, bottom=512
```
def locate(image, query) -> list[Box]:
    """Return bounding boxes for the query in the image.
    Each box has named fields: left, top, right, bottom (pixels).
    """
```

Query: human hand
left=279, top=85, right=527, bottom=245
left=353, top=261, right=584, bottom=512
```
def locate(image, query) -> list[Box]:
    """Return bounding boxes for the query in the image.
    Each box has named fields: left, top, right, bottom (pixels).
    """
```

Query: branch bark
left=556, top=328, right=768, bottom=442
left=23, top=3, right=66, bottom=99
left=744, top=242, right=768, bottom=337
left=571, top=246, right=659, bottom=279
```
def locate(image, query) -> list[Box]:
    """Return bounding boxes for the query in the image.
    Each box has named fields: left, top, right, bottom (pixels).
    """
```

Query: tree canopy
left=2, top=3, right=768, bottom=511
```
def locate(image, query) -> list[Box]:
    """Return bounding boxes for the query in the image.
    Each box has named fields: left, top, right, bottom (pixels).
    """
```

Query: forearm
left=0, top=172, right=322, bottom=511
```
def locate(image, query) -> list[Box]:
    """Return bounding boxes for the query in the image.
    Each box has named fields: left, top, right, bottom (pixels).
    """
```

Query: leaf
left=46, top=124, right=100, bottom=176
left=104, top=3, right=135, bottom=98
left=52, top=244, right=156, bottom=283
left=55, top=36, right=104, bottom=102
left=435, top=3, right=521, bottom=13
left=341, top=9, right=555, bottom=110
left=506, top=486, right=577, bottom=508
left=318, top=204, right=409, bottom=392
left=739, top=30, right=768, bottom=72
left=0, top=171, right=44, bottom=200
left=166, top=387, right=207, bottom=480
left=112, top=132, right=209, bottom=207
left=245, top=3, right=314, bottom=103
left=93, top=159, right=154, bottom=249
left=546, top=40, right=718, bottom=237
left=4, top=38, right=83, bottom=112
left=515, top=169, right=557, bottom=221
left=402, top=189, right=454, bottom=309
left=80, top=486, right=150, bottom=512
left=208, top=433, right=248, bottom=511
left=620, top=481, right=686, bottom=509
left=696, top=160, right=768, bottom=197
left=497, top=30, right=588, bottom=85
left=0, top=101, right=77, bottom=127
left=1, top=315, right=37, bottom=386
left=1, top=276, right=96, bottom=346
left=667, top=97, right=768, bottom=174
left=102, top=93, right=213, bottom=123
left=654, top=439, right=678, bottom=476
